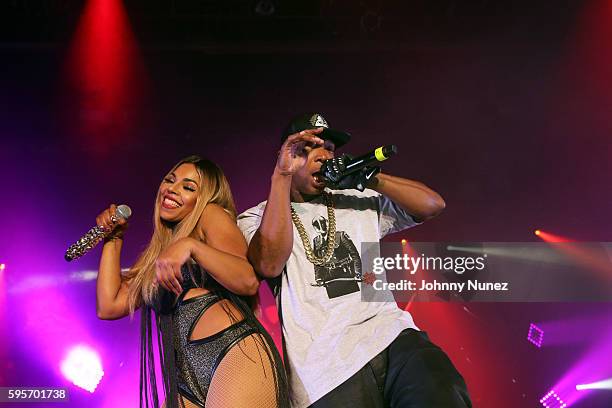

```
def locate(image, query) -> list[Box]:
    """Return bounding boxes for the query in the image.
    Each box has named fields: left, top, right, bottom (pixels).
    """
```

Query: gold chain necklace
left=290, top=193, right=336, bottom=266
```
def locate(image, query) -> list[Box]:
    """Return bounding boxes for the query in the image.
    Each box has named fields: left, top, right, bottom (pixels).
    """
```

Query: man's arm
left=247, top=129, right=325, bottom=279
left=370, top=173, right=446, bottom=222
left=248, top=171, right=294, bottom=279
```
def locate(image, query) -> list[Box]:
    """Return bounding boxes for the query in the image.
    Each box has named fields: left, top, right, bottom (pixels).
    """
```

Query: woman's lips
left=162, top=197, right=181, bottom=209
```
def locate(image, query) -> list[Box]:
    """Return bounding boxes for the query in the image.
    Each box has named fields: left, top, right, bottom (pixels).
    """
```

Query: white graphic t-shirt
left=238, top=189, right=420, bottom=408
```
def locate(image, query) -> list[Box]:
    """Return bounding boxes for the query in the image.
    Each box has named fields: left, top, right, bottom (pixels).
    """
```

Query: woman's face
left=158, top=163, right=201, bottom=223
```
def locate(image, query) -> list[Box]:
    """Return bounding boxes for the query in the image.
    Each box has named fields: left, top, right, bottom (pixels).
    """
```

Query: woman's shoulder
left=198, top=203, right=236, bottom=235
left=201, top=203, right=234, bottom=223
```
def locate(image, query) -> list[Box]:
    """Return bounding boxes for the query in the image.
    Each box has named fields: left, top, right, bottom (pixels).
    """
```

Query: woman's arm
left=95, top=204, right=131, bottom=320
left=156, top=204, right=259, bottom=297
left=195, top=204, right=259, bottom=295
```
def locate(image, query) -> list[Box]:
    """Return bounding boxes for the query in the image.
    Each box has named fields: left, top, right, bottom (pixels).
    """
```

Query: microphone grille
left=116, top=204, right=132, bottom=220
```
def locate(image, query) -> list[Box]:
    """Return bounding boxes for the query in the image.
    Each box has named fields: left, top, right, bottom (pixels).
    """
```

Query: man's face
left=291, top=139, right=336, bottom=195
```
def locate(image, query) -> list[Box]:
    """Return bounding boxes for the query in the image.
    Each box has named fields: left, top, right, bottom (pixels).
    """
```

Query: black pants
left=310, top=329, right=472, bottom=408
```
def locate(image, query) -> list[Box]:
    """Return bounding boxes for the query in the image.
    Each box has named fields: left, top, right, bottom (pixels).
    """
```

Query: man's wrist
left=368, top=174, right=380, bottom=189
left=272, top=168, right=293, bottom=182
left=368, top=172, right=384, bottom=190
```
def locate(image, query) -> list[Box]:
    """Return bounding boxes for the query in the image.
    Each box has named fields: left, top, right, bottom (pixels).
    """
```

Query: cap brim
left=320, top=128, right=351, bottom=149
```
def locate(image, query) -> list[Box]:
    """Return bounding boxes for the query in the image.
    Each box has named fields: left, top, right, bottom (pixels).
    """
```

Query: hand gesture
left=276, top=128, right=325, bottom=176
left=155, top=237, right=193, bottom=296
left=322, top=155, right=380, bottom=192
left=95, top=204, right=128, bottom=241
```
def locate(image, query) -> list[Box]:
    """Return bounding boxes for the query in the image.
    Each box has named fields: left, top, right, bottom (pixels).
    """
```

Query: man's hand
left=322, top=154, right=381, bottom=191
left=276, top=128, right=325, bottom=176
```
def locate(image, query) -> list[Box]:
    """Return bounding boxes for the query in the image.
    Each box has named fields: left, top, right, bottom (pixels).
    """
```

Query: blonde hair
left=125, top=155, right=237, bottom=315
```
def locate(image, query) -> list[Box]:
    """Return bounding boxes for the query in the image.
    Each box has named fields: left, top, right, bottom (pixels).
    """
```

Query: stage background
left=1, top=1, right=611, bottom=407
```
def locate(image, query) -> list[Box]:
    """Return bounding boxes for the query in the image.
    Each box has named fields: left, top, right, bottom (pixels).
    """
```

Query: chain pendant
left=290, top=193, right=336, bottom=266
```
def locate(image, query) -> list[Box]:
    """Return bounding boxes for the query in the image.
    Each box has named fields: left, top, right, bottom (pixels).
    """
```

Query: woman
left=96, top=155, right=288, bottom=408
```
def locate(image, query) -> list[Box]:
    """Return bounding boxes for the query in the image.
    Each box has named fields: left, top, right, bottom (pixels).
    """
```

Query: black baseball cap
left=281, top=113, right=351, bottom=148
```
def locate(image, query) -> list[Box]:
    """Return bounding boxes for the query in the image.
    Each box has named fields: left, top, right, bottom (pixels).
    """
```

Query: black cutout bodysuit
left=173, top=290, right=257, bottom=406
left=141, top=263, right=288, bottom=408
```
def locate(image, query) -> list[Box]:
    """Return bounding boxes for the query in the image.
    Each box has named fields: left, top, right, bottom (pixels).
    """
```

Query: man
left=238, top=113, right=471, bottom=408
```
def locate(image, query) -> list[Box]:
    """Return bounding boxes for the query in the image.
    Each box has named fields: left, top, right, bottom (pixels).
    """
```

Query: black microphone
left=342, top=145, right=397, bottom=176
left=320, top=145, right=397, bottom=183
left=65, top=204, right=132, bottom=262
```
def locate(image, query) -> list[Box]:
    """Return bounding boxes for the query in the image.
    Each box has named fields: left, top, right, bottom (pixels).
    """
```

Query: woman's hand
left=96, top=204, right=128, bottom=242
left=155, top=237, right=194, bottom=296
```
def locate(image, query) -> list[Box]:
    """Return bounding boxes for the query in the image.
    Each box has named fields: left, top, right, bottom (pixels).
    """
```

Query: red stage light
left=534, top=229, right=572, bottom=243
left=65, top=0, right=146, bottom=156
left=534, top=230, right=611, bottom=278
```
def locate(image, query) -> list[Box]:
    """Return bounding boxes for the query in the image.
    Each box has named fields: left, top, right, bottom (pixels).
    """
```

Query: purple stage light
left=60, top=345, right=104, bottom=393
left=550, top=326, right=612, bottom=406
left=576, top=377, right=612, bottom=390
left=528, top=323, right=545, bottom=348
left=540, top=390, right=567, bottom=408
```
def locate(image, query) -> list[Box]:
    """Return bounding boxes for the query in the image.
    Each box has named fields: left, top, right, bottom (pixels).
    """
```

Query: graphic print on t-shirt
left=310, top=215, right=363, bottom=299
